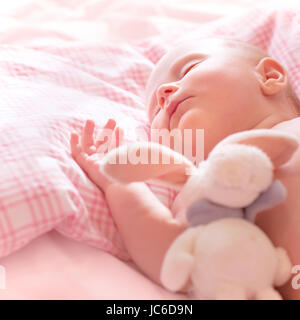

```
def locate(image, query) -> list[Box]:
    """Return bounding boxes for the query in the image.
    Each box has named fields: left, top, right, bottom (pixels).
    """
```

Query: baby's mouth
left=166, top=100, right=180, bottom=118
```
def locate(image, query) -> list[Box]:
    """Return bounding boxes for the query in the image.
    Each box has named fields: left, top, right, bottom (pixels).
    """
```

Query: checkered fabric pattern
left=0, top=6, right=299, bottom=260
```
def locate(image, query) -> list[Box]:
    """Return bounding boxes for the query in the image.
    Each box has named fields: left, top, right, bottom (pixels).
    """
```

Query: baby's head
left=145, top=38, right=300, bottom=160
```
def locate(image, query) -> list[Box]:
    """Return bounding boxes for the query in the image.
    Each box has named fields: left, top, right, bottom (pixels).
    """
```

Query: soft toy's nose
left=186, top=198, right=243, bottom=226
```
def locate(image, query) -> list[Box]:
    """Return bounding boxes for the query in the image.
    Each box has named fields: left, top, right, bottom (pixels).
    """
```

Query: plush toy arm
left=255, top=287, right=283, bottom=300
left=274, top=247, right=292, bottom=287
left=100, top=141, right=194, bottom=189
left=160, top=226, right=203, bottom=292
left=216, top=281, right=248, bottom=300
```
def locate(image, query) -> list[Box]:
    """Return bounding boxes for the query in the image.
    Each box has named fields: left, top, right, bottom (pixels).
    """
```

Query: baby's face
left=146, top=38, right=269, bottom=159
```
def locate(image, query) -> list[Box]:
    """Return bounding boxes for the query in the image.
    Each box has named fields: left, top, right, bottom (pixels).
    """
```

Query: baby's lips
left=166, top=99, right=178, bottom=116
left=166, top=97, right=186, bottom=117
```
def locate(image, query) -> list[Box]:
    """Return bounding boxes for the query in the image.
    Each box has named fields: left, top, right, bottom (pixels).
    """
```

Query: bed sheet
left=0, top=0, right=300, bottom=300
left=0, top=230, right=186, bottom=299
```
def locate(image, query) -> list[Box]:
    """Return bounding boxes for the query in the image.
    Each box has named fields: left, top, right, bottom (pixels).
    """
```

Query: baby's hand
left=70, top=119, right=123, bottom=192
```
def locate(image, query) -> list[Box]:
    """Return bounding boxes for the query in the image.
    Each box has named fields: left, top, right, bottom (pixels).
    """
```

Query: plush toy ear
left=213, top=129, right=299, bottom=168
left=160, top=226, right=202, bottom=292
left=100, top=141, right=194, bottom=188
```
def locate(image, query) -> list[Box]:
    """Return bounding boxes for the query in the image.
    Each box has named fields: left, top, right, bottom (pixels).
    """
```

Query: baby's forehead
left=158, top=38, right=226, bottom=66
left=158, top=38, right=263, bottom=68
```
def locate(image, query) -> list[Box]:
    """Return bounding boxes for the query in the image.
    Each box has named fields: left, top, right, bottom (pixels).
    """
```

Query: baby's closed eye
left=181, top=62, right=200, bottom=77
left=179, top=57, right=206, bottom=78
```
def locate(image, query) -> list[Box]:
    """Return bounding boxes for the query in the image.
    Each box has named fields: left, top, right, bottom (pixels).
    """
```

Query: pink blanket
left=0, top=0, right=299, bottom=299
left=0, top=230, right=185, bottom=299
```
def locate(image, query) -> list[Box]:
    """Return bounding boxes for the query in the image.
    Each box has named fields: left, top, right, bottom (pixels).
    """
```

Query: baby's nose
left=156, top=83, right=179, bottom=109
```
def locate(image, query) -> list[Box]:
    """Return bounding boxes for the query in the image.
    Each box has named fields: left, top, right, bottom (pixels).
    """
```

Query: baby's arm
left=70, top=120, right=186, bottom=285
left=104, top=182, right=186, bottom=284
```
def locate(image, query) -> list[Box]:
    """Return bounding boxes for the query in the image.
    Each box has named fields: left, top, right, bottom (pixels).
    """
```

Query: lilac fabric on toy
left=186, top=200, right=243, bottom=226
left=244, top=180, right=286, bottom=222
left=186, top=180, right=286, bottom=226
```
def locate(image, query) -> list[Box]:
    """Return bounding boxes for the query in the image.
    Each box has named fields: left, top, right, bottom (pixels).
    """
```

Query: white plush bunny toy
left=100, top=129, right=299, bottom=300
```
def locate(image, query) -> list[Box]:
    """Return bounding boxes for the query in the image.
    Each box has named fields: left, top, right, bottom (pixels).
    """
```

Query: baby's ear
left=213, top=129, right=299, bottom=168
left=100, top=141, right=194, bottom=188
left=255, top=57, right=288, bottom=96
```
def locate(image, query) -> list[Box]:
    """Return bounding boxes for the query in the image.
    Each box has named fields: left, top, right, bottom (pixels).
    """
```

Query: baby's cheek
left=178, top=109, right=217, bottom=160
left=178, top=108, right=204, bottom=129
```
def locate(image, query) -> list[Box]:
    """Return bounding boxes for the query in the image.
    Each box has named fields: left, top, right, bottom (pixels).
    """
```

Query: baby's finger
left=82, top=120, right=95, bottom=154
left=115, top=127, right=124, bottom=148
left=95, top=119, right=116, bottom=148
left=70, top=132, right=80, bottom=157
left=104, top=118, right=117, bottom=130
left=110, top=127, right=123, bottom=150
left=96, top=119, right=116, bottom=148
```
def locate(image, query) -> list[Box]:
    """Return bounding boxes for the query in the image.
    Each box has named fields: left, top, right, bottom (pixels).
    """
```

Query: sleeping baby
left=70, top=37, right=300, bottom=299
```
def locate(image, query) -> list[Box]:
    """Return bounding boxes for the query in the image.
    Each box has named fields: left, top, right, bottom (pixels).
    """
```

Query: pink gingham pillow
left=0, top=43, right=177, bottom=260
